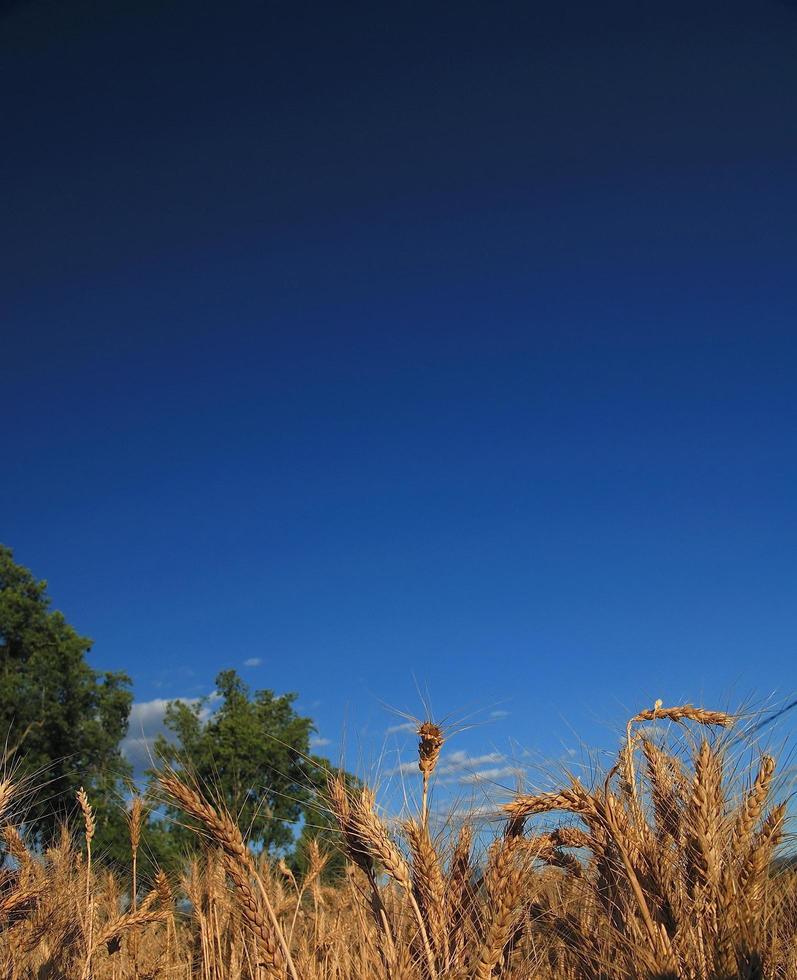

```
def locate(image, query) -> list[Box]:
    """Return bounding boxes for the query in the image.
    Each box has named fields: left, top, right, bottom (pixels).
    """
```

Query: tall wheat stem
left=78, top=788, right=96, bottom=980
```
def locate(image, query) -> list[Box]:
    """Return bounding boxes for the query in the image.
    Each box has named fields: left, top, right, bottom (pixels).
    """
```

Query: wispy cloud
left=310, top=736, right=331, bottom=748
left=458, top=765, right=524, bottom=786
left=386, top=721, right=417, bottom=735
left=490, top=709, right=510, bottom=719
left=391, top=760, right=422, bottom=776
left=633, top=722, right=671, bottom=740
left=449, top=801, right=501, bottom=821
left=388, top=749, right=520, bottom=786
left=436, top=750, right=505, bottom=777
left=243, top=657, right=262, bottom=667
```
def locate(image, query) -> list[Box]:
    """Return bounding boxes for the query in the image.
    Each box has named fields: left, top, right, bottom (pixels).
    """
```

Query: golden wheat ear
left=417, top=721, right=445, bottom=777
left=159, top=772, right=299, bottom=980
left=472, top=834, right=529, bottom=980
left=404, top=818, right=449, bottom=965
left=0, top=777, right=16, bottom=823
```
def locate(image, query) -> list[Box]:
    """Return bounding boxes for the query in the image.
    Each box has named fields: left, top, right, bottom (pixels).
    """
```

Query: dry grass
left=1, top=701, right=795, bottom=978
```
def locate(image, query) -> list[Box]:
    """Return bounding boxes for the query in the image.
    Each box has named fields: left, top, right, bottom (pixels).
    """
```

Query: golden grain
left=0, top=701, right=793, bottom=979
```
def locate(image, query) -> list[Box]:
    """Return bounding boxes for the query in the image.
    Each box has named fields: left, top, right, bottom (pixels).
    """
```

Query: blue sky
left=3, top=0, right=797, bottom=800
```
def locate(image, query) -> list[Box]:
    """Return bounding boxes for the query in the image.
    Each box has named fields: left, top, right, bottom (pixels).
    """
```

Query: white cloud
left=122, top=693, right=220, bottom=771
left=121, top=698, right=180, bottom=770
left=437, top=750, right=505, bottom=776
left=450, top=801, right=501, bottom=820
left=310, top=736, right=331, bottom=748
left=128, top=697, right=181, bottom=732
left=391, top=760, right=422, bottom=776
left=633, top=722, right=670, bottom=740
left=243, top=657, right=262, bottom=667
left=458, top=765, right=524, bottom=786
left=490, top=709, right=510, bottom=719
left=386, top=722, right=417, bottom=735
left=387, top=749, right=518, bottom=784
left=120, top=735, right=159, bottom=771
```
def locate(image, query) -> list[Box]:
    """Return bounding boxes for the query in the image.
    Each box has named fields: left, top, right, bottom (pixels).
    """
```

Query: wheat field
left=1, top=703, right=795, bottom=979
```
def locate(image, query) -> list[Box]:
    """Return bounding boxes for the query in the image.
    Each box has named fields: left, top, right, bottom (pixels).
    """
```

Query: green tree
left=154, top=669, right=317, bottom=854
left=0, top=545, right=133, bottom=851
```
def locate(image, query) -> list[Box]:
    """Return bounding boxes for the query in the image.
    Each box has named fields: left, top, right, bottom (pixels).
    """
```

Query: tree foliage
left=155, top=669, right=318, bottom=854
left=0, top=545, right=346, bottom=872
left=0, top=545, right=133, bottom=849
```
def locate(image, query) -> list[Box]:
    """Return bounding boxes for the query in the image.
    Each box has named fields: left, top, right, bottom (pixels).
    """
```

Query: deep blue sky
left=3, top=0, right=797, bottom=793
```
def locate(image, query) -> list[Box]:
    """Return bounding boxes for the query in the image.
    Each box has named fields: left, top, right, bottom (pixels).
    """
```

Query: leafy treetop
left=0, top=544, right=133, bottom=850
left=154, top=669, right=318, bottom=854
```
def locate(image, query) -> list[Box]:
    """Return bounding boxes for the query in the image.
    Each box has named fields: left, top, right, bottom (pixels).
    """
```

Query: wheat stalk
left=417, top=722, right=444, bottom=831
left=160, top=773, right=298, bottom=980
left=0, top=778, right=15, bottom=823
left=340, top=784, right=438, bottom=979
left=624, top=702, right=732, bottom=802
left=77, top=787, right=95, bottom=980
left=91, top=881, right=169, bottom=953
left=128, top=795, right=144, bottom=913
left=473, top=835, right=527, bottom=980
left=405, top=818, right=449, bottom=967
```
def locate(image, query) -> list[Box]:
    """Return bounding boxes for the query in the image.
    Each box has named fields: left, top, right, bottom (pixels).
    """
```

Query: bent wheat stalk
left=625, top=702, right=732, bottom=801
left=160, top=774, right=299, bottom=980
left=348, top=788, right=439, bottom=979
